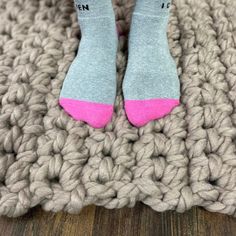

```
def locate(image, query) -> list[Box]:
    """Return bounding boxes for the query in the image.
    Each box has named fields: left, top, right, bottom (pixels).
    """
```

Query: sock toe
left=59, top=98, right=113, bottom=128
left=125, top=98, right=180, bottom=127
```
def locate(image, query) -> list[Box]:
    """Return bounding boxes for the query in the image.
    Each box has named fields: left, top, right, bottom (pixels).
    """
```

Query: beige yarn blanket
left=0, top=0, right=236, bottom=217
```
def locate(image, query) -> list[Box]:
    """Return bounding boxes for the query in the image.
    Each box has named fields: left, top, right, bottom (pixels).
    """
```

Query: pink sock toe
left=125, top=98, right=180, bottom=127
left=59, top=98, right=113, bottom=129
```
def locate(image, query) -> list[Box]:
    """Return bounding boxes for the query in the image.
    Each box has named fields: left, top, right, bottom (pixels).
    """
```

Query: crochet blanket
left=0, top=0, right=236, bottom=217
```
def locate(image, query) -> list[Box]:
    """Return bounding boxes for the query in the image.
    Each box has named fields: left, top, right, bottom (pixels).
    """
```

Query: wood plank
left=0, top=205, right=235, bottom=236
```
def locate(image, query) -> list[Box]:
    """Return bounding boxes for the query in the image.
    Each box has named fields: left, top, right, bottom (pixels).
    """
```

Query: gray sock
left=123, top=0, right=180, bottom=127
left=59, top=0, right=118, bottom=128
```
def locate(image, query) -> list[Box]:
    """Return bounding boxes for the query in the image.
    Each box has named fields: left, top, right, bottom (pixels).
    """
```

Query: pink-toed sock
left=123, top=0, right=180, bottom=127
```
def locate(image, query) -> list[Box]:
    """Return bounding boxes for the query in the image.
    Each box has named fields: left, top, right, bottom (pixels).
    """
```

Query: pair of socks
left=59, top=0, right=180, bottom=128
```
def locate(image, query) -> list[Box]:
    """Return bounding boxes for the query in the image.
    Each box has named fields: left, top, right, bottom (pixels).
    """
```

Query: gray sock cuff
left=134, top=0, right=171, bottom=16
left=74, top=0, right=114, bottom=18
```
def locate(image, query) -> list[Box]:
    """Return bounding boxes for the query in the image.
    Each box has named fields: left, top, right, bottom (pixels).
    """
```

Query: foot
left=123, top=0, right=180, bottom=127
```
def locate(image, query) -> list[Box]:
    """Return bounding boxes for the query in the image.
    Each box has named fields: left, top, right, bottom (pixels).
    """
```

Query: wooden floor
left=0, top=204, right=235, bottom=236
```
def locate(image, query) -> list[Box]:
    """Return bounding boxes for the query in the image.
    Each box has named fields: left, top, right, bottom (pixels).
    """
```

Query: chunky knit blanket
left=0, top=0, right=236, bottom=217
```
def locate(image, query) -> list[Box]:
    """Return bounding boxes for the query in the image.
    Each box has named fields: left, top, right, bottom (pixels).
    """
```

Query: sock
left=59, top=0, right=118, bottom=129
left=123, top=0, right=180, bottom=127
